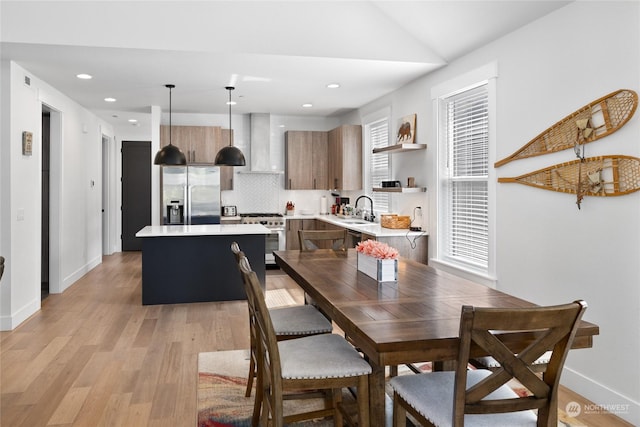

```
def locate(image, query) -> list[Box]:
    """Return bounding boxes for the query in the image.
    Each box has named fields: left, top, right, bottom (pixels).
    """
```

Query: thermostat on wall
left=22, top=131, right=33, bottom=156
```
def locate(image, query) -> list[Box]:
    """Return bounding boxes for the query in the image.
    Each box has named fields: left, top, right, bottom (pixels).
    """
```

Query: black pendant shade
left=154, top=143, right=186, bottom=165
left=154, top=84, right=187, bottom=166
left=215, top=145, right=246, bottom=166
left=214, top=86, right=246, bottom=166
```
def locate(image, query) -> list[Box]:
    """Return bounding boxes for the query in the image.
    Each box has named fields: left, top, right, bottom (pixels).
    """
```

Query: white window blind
left=368, top=118, right=390, bottom=213
left=441, top=84, right=489, bottom=270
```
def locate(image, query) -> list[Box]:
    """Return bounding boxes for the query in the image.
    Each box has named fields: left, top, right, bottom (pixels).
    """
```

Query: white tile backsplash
left=222, top=172, right=282, bottom=213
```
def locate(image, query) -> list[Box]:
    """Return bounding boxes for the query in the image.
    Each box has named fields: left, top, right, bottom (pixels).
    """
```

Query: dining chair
left=230, top=242, right=333, bottom=400
left=239, top=254, right=372, bottom=427
left=298, top=229, right=348, bottom=251
left=390, top=300, right=587, bottom=427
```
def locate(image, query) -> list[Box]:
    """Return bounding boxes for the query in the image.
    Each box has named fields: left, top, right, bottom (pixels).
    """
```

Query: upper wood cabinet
left=160, top=125, right=219, bottom=163
left=284, top=131, right=328, bottom=190
left=328, top=124, right=362, bottom=191
left=160, top=125, right=234, bottom=190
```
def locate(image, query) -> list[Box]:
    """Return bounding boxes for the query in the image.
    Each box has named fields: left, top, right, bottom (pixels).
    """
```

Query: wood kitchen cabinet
left=160, top=125, right=219, bottom=163
left=328, top=124, right=362, bottom=190
left=376, top=235, right=428, bottom=264
left=284, top=131, right=328, bottom=190
left=285, top=219, right=317, bottom=250
left=160, top=125, right=234, bottom=190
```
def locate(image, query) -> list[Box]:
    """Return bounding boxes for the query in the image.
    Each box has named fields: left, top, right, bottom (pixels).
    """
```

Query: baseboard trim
left=562, top=367, right=639, bottom=425
left=60, top=255, right=102, bottom=293
left=0, top=297, right=40, bottom=331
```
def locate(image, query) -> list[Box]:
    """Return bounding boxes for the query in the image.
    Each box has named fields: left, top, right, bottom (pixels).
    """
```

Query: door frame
left=43, top=103, right=62, bottom=294
left=101, top=134, right=113, bottom=255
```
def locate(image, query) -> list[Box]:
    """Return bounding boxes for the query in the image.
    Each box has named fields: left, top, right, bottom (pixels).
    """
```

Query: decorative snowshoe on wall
left=495, top=89, right=637, bottom=168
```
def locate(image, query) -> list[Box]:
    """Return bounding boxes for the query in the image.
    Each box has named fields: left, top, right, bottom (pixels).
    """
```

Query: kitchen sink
left=340, top=219, right=373, bottom=225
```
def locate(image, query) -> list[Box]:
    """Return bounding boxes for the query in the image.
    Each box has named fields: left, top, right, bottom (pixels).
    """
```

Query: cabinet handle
left=334, top=178, right=338, bottom=189
left=289, top=179, right=292, bottom=189
left=313, top=178, right=316, bottom=189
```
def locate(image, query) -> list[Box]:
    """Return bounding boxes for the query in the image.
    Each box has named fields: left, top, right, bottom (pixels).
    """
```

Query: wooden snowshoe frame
left=495, top=90, right=638, bottom=168
left=498, top=155, right=640, bottom=198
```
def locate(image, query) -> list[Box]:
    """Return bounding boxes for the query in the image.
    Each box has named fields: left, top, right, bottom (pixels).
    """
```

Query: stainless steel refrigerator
left=161, top=166, right=221, bottom=225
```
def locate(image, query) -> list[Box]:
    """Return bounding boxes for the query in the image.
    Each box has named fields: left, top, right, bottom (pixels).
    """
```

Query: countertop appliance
left=240, top=213, right=285, bottom=266
left=222, top=205, right=237, bottom=217
left=161, top=165, right=221, bottom=225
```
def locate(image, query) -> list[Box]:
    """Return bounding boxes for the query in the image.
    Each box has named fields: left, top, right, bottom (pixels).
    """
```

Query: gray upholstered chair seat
left=473, top=350, right=552, bottom=369
left=279, top=333, right=372, bottom=380
left=270, top=305, right=333, bottom=336
left=390, top=369, right=537, bottom=427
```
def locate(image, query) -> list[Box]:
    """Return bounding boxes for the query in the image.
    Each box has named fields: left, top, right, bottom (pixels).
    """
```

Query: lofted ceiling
left=1, top=1, right=571, bottom=128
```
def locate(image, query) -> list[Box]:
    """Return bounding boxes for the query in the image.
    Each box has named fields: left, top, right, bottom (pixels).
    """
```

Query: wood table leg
left=432, top=360, right=456, bottom=371
left=368, top=361, right=386, bottom=426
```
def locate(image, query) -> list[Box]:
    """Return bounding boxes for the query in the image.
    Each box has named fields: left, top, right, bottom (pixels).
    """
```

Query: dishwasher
left=346, top=229, right=363, bottom=248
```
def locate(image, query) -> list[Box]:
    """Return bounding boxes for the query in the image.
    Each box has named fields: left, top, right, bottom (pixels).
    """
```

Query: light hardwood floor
left=0, top=252, right=632, bottom=426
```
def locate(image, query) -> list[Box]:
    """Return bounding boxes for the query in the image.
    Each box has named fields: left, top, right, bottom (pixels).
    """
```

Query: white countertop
left=135, top=224, right=271, bottom=238
left=286, top=213, right=428, bottom=238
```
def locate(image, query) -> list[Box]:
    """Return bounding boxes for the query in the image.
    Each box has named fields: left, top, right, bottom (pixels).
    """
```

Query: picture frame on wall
left=396, top=114, right=416, bottom=143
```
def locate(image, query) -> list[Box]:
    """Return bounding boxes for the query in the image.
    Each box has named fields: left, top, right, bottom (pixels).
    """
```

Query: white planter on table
left=357, top=252, right=398, bottom=283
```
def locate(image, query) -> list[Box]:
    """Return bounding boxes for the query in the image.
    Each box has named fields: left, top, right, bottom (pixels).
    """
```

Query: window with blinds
left=368, top=118, right=390, bottom=213
left=440, top=84, right=489, bottom=271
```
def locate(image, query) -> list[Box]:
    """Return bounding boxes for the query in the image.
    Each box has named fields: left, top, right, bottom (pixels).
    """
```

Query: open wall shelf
left=372, top=187, right=426, bottom=193
left=373, top=143, right=427, bottom=154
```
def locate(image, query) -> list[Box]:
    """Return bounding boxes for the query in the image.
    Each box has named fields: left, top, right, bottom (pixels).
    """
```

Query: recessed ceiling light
left=226, top=101, right=237, bottom=106
left=76, top=73, right=92, bottom=80
left=302, top=103, right=313, bottom=108
left=128, top=119, right=138, bottom=123
left=104, top=97, right=116, bottom=102
left=327, top=83, right=340, bottom=89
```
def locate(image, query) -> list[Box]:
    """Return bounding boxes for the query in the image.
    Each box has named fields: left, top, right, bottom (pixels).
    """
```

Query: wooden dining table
left=274, top=249, right=599, bottom=426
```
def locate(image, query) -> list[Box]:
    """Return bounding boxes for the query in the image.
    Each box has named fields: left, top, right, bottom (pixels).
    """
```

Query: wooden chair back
left=298, top=229, right=347, bottom=251
left=453, top=300, right=587, bottom=427
left=239, top=255, right=286, bottom=424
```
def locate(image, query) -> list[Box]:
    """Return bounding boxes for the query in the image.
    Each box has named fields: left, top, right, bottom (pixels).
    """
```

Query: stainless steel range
left=240, top=213, right=285, bottom=266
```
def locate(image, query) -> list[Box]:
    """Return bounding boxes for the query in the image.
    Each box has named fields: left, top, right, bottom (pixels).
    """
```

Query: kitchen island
left=135, top=224, right=270, bottom=305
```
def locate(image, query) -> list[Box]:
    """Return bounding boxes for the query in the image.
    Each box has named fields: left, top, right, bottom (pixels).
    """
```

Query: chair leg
left=332, top=388, right=343, bottom=427
left=357, top=375, right=370, bottom=427
left=251, top=359, right=263, bottom=427
left=245, top=353, right=255, bottom=397
left=393, top=392, right=406, bottom=427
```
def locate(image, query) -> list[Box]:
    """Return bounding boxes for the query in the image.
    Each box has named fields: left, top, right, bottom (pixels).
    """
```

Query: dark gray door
left=122, top=141, right=151, bottom=251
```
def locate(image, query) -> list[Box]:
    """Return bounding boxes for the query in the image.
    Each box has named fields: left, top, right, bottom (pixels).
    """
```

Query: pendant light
left=215, top=86, right=246, bottom=166
left=154, top=84, right=187, bottom=165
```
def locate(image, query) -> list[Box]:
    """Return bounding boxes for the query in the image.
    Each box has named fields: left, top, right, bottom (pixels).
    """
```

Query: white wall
left=352, top=1, right=639, bottom=423
left=0, top=61, right=114, bottom=329
left=2, top=1, right=636, bottom=421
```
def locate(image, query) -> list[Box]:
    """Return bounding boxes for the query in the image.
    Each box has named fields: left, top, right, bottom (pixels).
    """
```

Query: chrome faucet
left=355, top=195, right=375, bottom=222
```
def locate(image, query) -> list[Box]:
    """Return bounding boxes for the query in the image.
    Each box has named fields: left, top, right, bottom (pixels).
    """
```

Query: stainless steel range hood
left=238, top=113, right=284, bottom=174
